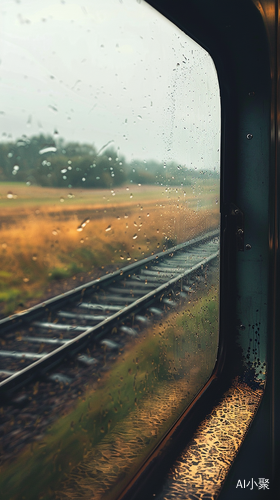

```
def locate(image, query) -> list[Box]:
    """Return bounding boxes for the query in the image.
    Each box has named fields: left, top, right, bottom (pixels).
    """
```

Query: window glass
left=0, top=1, right=220, bottom=499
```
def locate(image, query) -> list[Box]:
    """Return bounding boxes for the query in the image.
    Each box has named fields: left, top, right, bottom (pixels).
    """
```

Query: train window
left=0, top=1, right=220, bottom=499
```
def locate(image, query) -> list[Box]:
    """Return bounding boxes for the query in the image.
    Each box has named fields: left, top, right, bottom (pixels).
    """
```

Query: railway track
left=0, top=229, right=219, bottom=398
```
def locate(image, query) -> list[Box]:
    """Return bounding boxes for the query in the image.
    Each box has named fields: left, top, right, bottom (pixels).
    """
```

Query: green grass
left=49, top=263, right=83, bottom=280
left=0, top=286, right=219, bottom=500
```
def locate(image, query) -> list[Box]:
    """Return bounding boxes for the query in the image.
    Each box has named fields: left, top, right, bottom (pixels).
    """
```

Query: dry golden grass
left=0, top=183, right=219, bottom=315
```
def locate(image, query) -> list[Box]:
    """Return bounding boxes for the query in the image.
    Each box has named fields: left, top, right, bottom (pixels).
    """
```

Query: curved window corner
left=0, top=1, right=221, bottom=499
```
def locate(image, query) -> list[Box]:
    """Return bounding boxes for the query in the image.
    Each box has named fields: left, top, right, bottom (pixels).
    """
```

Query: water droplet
left=80, top=239, right=84, bottom=244
left=246, top=133, right=253, bottom=140
left=120, top=255, right=124, bottom=260
left=61, top=168, right=67, bottom=174
left=137, top=115, right=142, bottom=120
left=124, top=213, right=128, bottom=218
left=133, top=234, right=137, bottom=239
left=246, top=244, right=252, bottom=250
left=130, top=193, right=133, bottom=198
left=147, top=213, right=150, bottom=217
left=127, top=254, right=131, bottom=261
left=39, top=146, right=57, bottom=155
left=60, top=197, right=64, bottom=202
left=2, top=243, right=7, bottom=249
left=42, top=160, right=51, bottom=167
left=7, top=192, right=14, bottom=199
left=23, top=278, right=29, bottom=282
left=80, top=218, right=90, bottom=229
left=105, top=225, right=111, bottom=232
left=134, top=221, right=137, bottom=227
left=26, top=181, right=31, bottom=186
left=32, top=254, right=37, bottom=261
left=52, top=230, right=58, bottom=235
left=16, top=136, right=30, bottom=147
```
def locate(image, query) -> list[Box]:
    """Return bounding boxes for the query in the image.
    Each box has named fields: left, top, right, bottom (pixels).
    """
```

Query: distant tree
left=0, top=133, right=217, bottom=188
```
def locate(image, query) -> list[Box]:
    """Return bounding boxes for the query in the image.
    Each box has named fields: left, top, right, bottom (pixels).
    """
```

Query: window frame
left=117, top=1, right=278, bottom=499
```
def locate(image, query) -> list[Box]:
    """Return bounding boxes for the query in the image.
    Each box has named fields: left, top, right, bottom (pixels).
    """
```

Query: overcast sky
left=0, top=0, right=220, bottom=169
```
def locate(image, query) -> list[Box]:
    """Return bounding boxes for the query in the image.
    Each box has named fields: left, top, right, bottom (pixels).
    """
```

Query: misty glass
left=0, top=1, right=220, bottom=499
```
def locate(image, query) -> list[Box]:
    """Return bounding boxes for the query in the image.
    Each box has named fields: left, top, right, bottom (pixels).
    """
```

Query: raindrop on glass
left=39, top=146, right=57, bottom=155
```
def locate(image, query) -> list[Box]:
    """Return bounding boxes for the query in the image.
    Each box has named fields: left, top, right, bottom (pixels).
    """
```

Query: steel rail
left=0, top=229, right=219, bottom=333
left=0, top=230, right=219, bottom=396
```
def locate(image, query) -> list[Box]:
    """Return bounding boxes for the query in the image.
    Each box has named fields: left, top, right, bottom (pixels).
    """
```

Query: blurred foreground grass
left=0, top=285, right=219, bottom=500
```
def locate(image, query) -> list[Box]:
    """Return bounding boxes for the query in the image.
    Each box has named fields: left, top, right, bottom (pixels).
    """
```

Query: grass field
left=0, top=284, right=219, bottom=500
left=0, top=181, right=219, bottom=316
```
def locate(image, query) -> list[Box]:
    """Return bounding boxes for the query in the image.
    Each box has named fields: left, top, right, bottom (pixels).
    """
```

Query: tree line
left=0, top=134, right=219, bottom=188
